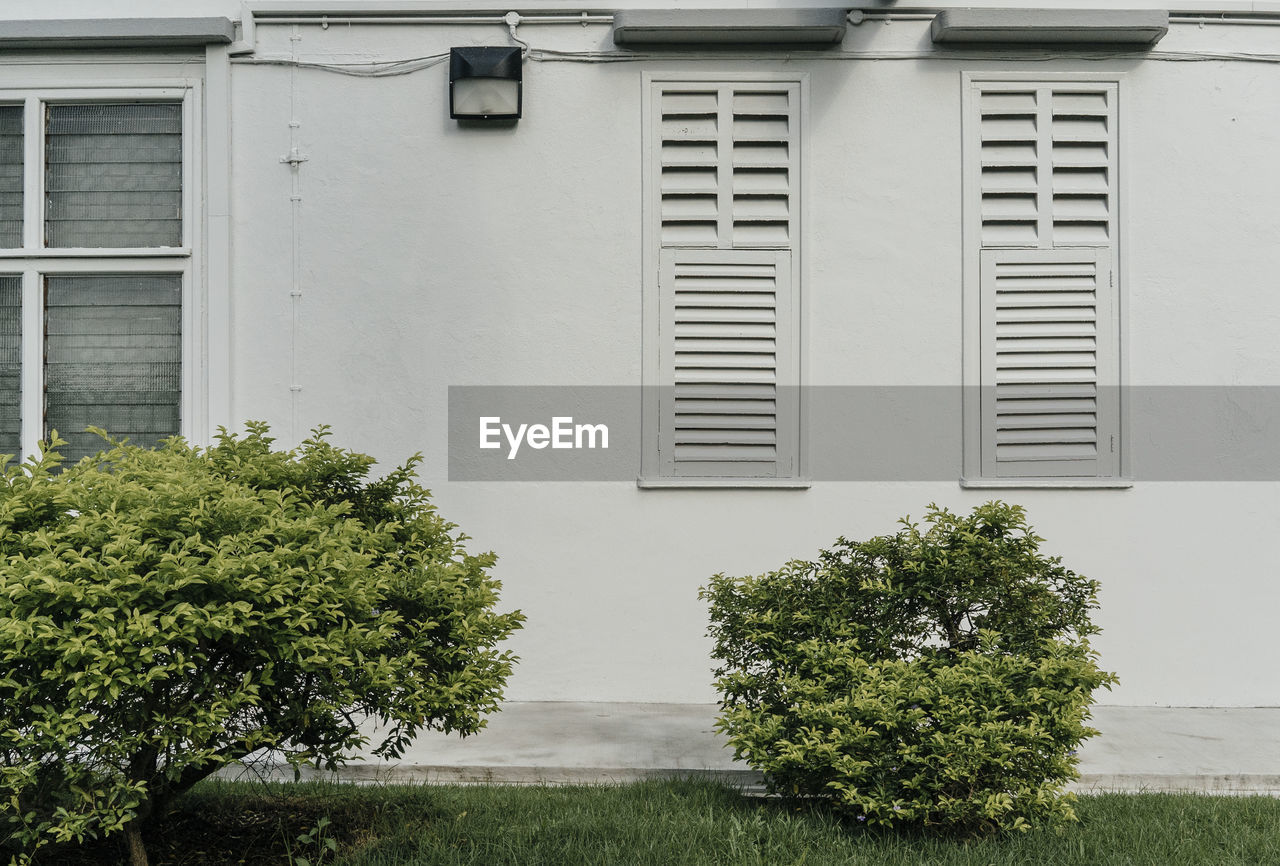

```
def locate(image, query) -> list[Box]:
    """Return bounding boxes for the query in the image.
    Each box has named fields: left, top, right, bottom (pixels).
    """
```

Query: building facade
left=2, top=1, right=1278, bottom=709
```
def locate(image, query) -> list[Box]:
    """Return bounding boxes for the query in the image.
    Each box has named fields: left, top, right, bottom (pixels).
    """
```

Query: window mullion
left=22, top=97, right=41, bottom=252
left=20, top=267, right=40, bottom=458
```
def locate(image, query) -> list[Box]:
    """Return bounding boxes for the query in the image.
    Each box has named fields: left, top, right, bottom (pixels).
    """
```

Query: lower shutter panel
left=659, top=248, right=796, bottom=477
left=0, top=277, right=19, bottom=458
left=45, top=274, right=181, bottom=462
left=981, top=248, right=1116, bottom=478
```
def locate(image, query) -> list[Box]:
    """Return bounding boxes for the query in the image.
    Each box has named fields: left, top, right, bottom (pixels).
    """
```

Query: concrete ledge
left=232, top=763, right=767, bottom=789
left=1074, top=774, right=1280, bottom=796
left=227, top=763, right=1280, bottom=797
left=220, top=703, right=1280, bottom=796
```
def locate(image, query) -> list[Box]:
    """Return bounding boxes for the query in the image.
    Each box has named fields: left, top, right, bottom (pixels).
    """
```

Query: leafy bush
left=702, top=501, right=1115, bottom=835
left=0, top=424, right=524, bottom=864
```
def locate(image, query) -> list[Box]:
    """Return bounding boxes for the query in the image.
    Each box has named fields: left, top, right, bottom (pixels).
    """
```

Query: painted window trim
left=0, top=73, right=209, bottom=460
left=639, top=71, right=809, bottom=488
left=960, top=476, right=1132, bottom=489
left=960, top=70, right=1131, bottom=488
left=637, top=476, right=812, bottom=489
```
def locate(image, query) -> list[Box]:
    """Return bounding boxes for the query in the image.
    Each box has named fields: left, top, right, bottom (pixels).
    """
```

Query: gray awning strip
left=0, top=18, right=235, bottom=49
left=613, top=9, right=847, bottom=47
left=931, top=9, right=1169, bottom=46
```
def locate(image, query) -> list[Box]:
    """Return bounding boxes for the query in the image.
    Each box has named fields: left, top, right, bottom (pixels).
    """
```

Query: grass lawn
left=34, top=779, right=1280, bottom=865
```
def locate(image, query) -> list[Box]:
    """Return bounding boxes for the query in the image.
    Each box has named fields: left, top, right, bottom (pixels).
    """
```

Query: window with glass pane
left=45, top=103, right=182, bottom=249
left=44, top=274, right=181, bottom=462
left=0, top=277, right=20, bottom=457
left=0, top=107, right=21, bottom=248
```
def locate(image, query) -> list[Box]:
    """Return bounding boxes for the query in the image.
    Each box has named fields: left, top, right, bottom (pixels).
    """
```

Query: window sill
left=637, top=477, right=812, bottom=490
left=0, top=247, right=191, bottom=258
left=959, top=477, right=1133, bottom=490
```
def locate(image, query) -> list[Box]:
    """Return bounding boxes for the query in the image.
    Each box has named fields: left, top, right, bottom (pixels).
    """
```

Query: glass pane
left=0, top=106, right=22, bottom=248
left=0, top=276, right=20, bottom=458
left=45, top=274, right=180, bottom=462
left=45, top=104, right=182, bottom=249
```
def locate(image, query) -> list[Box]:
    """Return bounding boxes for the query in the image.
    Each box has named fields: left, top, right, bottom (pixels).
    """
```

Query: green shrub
left=701, top=501, right=1115, bottom=835
left=0, top=424, right=524, bottom=864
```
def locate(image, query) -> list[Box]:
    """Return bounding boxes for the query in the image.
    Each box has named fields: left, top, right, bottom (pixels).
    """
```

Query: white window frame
left=960, top=71, right=1131, bottom=489
left=0, top=79, right=205, bottom=461
left=639, top=71, right=810, bottom=489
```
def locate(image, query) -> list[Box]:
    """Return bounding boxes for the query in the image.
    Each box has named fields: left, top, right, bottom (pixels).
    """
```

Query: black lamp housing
left=449, top=46, right=523, bottom=121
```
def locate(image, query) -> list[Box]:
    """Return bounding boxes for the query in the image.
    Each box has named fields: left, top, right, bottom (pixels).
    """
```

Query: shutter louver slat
left=981, top=248, right=1115, bottom=477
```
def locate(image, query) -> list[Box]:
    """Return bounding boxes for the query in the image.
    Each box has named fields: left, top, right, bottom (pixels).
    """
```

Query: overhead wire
left=233, top=47, right=1280, bottom=72
left=232, top=53, right=450, bottom=76
left=230, top=11, right=1280, bottom=75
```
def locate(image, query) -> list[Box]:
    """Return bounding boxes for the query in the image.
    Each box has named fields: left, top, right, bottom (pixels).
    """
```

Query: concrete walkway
left=250, top=703, right=1280, bottom=795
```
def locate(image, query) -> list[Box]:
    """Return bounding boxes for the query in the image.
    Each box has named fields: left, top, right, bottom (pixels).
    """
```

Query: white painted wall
left=217, top=13, right=1280, bottom=708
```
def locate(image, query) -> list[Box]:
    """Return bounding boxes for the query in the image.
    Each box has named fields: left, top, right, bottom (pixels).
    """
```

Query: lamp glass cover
left=453, top=78, right=520, bottom=117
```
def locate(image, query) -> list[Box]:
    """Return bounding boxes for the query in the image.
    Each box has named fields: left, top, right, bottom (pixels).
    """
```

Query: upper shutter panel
left=978, top=84, right=1115, bottom=249
left=659, top=248, right=796, bottom=477
left=45, top=103, right=183, bottom=249
left=981, top=247, right=1116, bottom=477
left=658, top=83, right=795, bottom=249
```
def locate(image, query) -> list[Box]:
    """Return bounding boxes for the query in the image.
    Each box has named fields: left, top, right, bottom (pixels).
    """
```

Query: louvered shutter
left=970, top=79, right=1120, bottom=480
left=658, top=248, right=796, bottom=477
left=980, top=248, right=1117, bottom=478
left=650, top=79, right=800, bottom=479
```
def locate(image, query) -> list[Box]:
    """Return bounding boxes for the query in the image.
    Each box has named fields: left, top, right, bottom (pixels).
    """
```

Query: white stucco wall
left=214, top=12, right=1280, bottom=708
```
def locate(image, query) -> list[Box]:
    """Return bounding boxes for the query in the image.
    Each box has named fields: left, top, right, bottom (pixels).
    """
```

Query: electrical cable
left=505, top=11, right=531, bottom=58
left=232, top=53, right=450, bottom=76
left=234, top=47, right=1280, bottom=71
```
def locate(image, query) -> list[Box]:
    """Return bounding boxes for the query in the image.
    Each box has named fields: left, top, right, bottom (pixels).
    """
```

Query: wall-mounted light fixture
left=450, top=46, right=522, bottom=121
